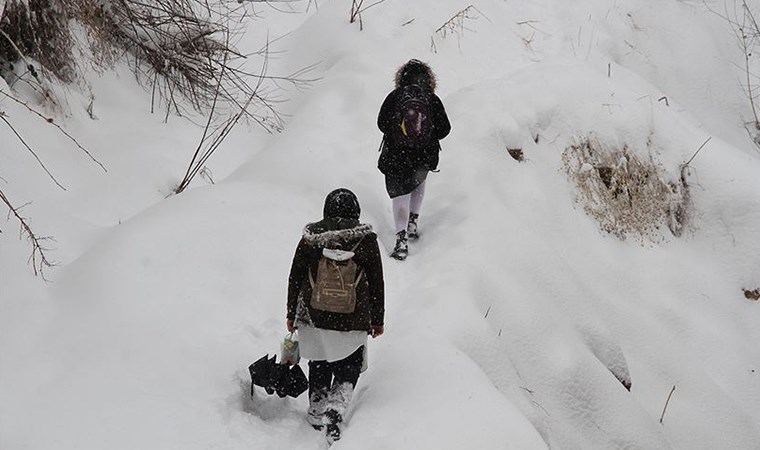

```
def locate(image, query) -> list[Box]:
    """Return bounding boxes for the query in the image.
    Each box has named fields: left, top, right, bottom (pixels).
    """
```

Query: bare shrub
left=1, top=0, right=290, bottom=128
left=350, top=0, right=387, bottom=30
left=1, top=0, right=310, bottom=274
left=707, top=1, right=760, bottom=148
left=562, top=136, right=689, bottom=242
left=430, top=5, right=489, bottom=53
left=99, top=0, right=263, bottom=119
left=0, top=0, right=75, bottom=83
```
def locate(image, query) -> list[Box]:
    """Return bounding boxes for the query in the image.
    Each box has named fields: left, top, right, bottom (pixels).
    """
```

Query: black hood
left=395, top=59, right=437, bottom=92
left=323, top=188, right=361, bottom=220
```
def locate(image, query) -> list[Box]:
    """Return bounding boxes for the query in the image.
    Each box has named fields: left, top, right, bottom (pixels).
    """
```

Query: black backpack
left=392, top=84, right=433, bottom=148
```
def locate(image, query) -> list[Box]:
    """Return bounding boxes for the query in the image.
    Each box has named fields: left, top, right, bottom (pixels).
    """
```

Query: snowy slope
left=2, top=0, right=760, bottom=449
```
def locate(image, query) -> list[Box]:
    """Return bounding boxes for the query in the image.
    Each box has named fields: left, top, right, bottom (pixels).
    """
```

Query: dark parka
left=377, top=60, right=451, bottom=176
left=287, top=192, right=384, bottom=333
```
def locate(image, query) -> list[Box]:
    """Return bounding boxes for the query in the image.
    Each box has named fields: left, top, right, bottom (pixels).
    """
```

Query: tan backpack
left=308, top=240, right=364, bottom=314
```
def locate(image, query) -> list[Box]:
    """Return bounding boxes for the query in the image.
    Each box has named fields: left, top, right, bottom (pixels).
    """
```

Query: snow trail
left=2, top=1, right=760, bottom=449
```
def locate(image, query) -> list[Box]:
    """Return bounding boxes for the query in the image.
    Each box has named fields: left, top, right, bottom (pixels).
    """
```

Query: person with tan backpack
left=286, top=188, right=385, bottom=444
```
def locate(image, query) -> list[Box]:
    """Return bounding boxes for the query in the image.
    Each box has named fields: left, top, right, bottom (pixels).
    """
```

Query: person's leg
left=391, top=195, right=410, bottom=260
left=392, top=194, right=411, bottom=233
left=330, top=346, right=363, bottom=392
left=307, top=360, right=332, bottom=429
left=409, top=179, right=427, bottom=216
left=407, top=180, right=427, bottom=238
left=323, top=346, right=365, bottom=442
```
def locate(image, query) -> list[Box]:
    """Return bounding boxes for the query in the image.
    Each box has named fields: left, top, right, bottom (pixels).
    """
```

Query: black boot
left=390, top=230, right=408, bottom=260
left=407, top=212, right=420, bottom=240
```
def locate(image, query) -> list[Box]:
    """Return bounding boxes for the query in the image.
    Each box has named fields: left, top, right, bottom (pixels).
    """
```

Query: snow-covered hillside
left=2, top=0, right=759, bottom=449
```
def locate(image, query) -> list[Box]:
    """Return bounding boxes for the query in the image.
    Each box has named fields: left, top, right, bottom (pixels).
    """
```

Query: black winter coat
left=287, top=218, right=384, bottom=332
left=377, top=88, right=451, bottom=176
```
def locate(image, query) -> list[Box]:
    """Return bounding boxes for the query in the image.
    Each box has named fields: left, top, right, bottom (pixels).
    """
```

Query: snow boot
left=324, top=409, right=342, bottom=444
left=307, top=391, right=327, bottom=430
left=390, top=230, right=408, bottom=260
left=407, top=213, right=420, bottom=240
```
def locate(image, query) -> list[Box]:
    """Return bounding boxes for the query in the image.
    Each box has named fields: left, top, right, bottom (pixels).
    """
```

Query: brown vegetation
left=562, top=136, right=690, bottom=242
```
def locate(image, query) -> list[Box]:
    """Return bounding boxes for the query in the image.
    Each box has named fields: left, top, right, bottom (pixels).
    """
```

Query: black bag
left=248, top=354, right=308, bottom=398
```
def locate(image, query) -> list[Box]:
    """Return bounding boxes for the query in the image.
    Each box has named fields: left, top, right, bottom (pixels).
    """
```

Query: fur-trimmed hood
left=303, top=219, right=374, bottom=249
left=395, top=59, right=437, bottom=92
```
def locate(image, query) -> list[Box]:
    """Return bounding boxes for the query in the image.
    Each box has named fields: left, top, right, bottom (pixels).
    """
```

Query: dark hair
left=323, top=188, right=361, bottom=220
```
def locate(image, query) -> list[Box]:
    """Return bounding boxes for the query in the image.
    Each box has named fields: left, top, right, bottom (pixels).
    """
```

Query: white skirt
left=297, top=326, right=368, bottom=363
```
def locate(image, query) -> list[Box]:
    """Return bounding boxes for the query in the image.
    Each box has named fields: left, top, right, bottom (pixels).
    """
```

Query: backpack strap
left=350, top=235, right=366, bottom=252
left=351, top=236, right=366, bottom=283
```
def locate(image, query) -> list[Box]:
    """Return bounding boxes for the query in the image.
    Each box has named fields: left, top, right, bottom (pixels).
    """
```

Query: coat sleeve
left=431, top=94, right=451, bottom=141
left=363, top=236, right=385, bottom=326
left=287, top=237, right=311, bottom=321
left=377, top=90, right=397, bottom=135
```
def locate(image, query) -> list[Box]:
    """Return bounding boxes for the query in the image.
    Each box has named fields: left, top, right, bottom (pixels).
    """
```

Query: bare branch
left=174, top=33, right=283, bottom=194
left=435, top=5, right=490, bottom=36
left=682, top=137, right=712, bottom=167
left=706, top=0, right=760, bottom=135
left=0, top=188, right=57, bottom=279
left=350, top=0, right=388, bottom=29
left=432, top=5, right=490, bottom=51
left=0, top=113, right=66, bottom=191
left=0, top=89, right=107, bottom=172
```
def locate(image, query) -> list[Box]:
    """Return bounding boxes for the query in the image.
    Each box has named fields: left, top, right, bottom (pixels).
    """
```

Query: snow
left=2, top=0, right=760, bottom=449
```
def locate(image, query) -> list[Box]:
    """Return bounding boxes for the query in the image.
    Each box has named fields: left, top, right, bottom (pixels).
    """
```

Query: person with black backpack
left=286, top=188, right=385, bottom=444
left=377, top=59, right=451, bottom=260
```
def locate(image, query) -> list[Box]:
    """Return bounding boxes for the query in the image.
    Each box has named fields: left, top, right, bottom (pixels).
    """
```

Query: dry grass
left=562, top=136, right=690, bottom=242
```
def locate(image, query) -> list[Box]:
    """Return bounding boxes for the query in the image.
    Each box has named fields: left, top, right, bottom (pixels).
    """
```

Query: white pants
left=392, top=180, right=426, bottom=233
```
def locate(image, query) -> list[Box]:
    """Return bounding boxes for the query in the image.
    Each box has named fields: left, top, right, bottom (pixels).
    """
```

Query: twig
left=174, top=33, right=281, bottom=193
left=175, top=51, right=227, bottom=193
left=432, top=5, right=490, bottom=51
left=435, top=5, right=489, bottom=36
left=0, top=114, right=66, bottom=191
left=705, top=1, right=760, bottom=130
left=0, top=188, right=57, bottom=279
left=659, top=385, right=676, bottom=424
left=683, top=137, right=712, bottom=167
left=350, top=0, right=388, bottom=28
left=739, top=3, right=760, bottom=128
left=0, top=89, right=106, bottom=172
